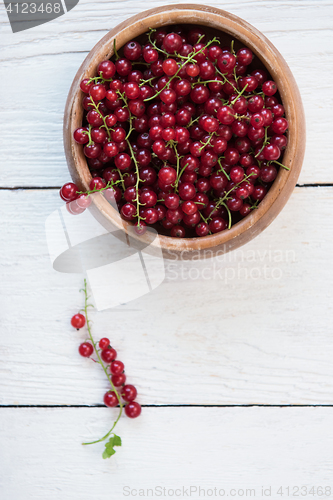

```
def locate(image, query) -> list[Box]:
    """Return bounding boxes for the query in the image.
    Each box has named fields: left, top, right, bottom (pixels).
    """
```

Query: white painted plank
left=0, top=187, right=333, bottom=405
left=1, top=407, right=333, bottom=499
left=0, top=1, right=332, bottom=186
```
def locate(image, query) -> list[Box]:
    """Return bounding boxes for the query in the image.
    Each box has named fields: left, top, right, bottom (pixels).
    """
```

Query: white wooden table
left=1, top=1, right=333, bottom=498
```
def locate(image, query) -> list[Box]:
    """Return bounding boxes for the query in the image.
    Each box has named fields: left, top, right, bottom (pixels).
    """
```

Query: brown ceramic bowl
left=64, top=4, right=305, bottom=260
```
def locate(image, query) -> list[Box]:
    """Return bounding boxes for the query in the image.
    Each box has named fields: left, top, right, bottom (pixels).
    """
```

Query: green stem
left=89, top=100, right=112, bottom=140
left=206, top=172, right=255, bottom=223
left=126, top=139, right=145, bottom=226
left=113, top=39, right=119, bottom=60
left=77, top=180, right=121, bottom=197
left=255, top=127, right=269, bottom=158
left=217, top=158, right=230, bottom=180
left=270, top=160, right=290, bottom=171
left=144, top=36, right=220, bottom=103
left=231, top=83, right=248, bottom=104
left=81, top=279, right=123, bottom=446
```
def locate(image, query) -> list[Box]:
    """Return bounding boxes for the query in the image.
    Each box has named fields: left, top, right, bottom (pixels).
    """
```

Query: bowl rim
left=64, top=3, right=306, bottom=258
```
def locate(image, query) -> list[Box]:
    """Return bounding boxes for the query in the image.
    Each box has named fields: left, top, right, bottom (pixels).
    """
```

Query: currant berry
left=121, top=384, right=137, bottom=402
left=78, top=342, right=93, bottom=357
left=170, top=225, right=186, bottom=237
left=111, top=373, right=126, bottom=387
left=125, top=402, right=142, bottom=418
left=101, top=347, right=117, bottom=363
left=60, top=183, right=78, bottom=202
left=104, top=390, right=118, bottom=407
left=71, top=313, right=86, bottom=329
left=99, top=338, right=110, bottom=349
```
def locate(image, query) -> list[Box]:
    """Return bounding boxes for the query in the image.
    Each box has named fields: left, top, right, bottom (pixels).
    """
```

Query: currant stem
left=126, top=139, right=145, bottom=226
left=80, top=279, right=124, bottom=446
left=144, top=36, right=220, bottom=102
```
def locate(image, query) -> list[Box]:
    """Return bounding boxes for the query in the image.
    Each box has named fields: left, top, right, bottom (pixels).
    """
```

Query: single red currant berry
left=112, top=373, right=126, bottom=387
left=121, top=203, right=137, bottom=221
left=97, top=60, right=116, bottom=79
left=260, top=165, right=278, bottom=183
left=123, top=40, right=142, bottom=61
left=164, top=193, right=180, bottom=210
left=89, top=84, right=107, bottom=101
left=124, top=82, right=141, bottom=100
left=60, top=182, right=78, bottom=202
left=89, top=177, right=106, bottom=191
left=209, top=217, right=228, bottom=233
left=190, top=84, right=209, bottom=104
left=84, top=143, right=102, bottom=159
left=166, top=208, right=184, bottom=225
left=162, top=58, right=178, bottom=76
left=80, top=79, right=93, bottom=93
left=66, top=200, right=86, bottom=216
left=236, top=47, right=253, bottom=65
left=78, top=342, right=93, bottom=357
left=99, top=338, right=110, bottom=349
left=73, top=127, right=89, bottom=144
left=217, top=51, right=236, bottom=73
left=195, top=222, right=209, bottom=237
left=251, top=69, right=268, bottom=86
left=271, top=117, right=289, bottom=134
left=142, top=207, right=159, bottom=225
left=159, top=166, right=177, bottom=185
left=128, top=99, right=146, bottom=117
left=139, top=189, right=157, bottom=208
left=71, top=313, right=86, bottom=329
left=104, top=390, right=118, bottom=407
left=101, top=347, right=117, bottom=363
left=250, top=113, right=265, bottom=129
left=227, top=196, right=243, bottom=212
left=240, top=203, right=252, bottom=217
left=76, top=193, right=92, bottom=209
left=110, top=360, right=125, bottom=375
left=179, top=182, right=196, bottom=201
left=181, top=201, right=198, bottom=215
left=160, top=88, right=177, bottom=104
left=252, top=185, right=267, bottom=201
left=125, top=401, right=142, bottom=418
left=262, top=80, right=278, bottom=96
left=270, top=134, right=288, bottom=150
left=217, top=105, right=235, bottom=125
left=186, top=63, right=200, bottom=77
left=170, top=225, right=186, bottom=237
left=162, top=33, right=183, bottom=54
left=263, top=144, right=281, bottom=161
left=121, top=384, right=137, bottom=402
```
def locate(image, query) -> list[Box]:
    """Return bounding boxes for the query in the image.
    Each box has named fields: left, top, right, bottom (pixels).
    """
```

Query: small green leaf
left=102, top=447, right=116, bottom=459
left=102, top=434, right=122, bottom=459
left=113, top=434, right=122, bottom=447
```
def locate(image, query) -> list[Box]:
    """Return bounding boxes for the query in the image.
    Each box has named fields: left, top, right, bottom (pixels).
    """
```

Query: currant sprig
left=73, top=279, right=141, bottom=459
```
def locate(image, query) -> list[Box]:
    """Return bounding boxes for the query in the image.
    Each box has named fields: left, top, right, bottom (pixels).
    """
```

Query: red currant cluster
left=76, top=331, right=141, bottom=419
left=61, top=25, right=289, bottom=237
left=71, top=281, right=141, bottom=458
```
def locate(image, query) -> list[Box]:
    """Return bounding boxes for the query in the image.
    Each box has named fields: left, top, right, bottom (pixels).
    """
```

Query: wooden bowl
left=64, top=3, right=306, bottom=260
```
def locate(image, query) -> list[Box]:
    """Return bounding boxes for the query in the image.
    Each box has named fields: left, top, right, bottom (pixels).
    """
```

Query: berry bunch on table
left=71, top=280, right=141, bottom=459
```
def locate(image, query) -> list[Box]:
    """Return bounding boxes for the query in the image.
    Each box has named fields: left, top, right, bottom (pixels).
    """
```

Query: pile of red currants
left=61, top=25, right=289, bottom=238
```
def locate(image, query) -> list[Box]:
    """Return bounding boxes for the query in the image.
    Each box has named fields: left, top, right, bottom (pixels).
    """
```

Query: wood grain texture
left=1, top=407, right=333, bottom=499
left=0, top=0, right=332, bottom=186
left=1, top=188, right=333, bottom=405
